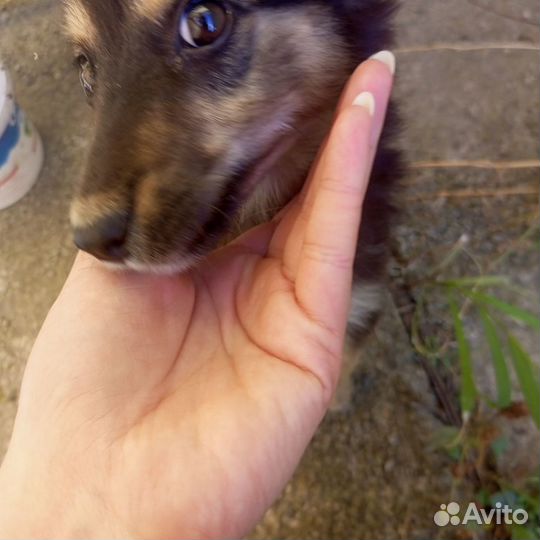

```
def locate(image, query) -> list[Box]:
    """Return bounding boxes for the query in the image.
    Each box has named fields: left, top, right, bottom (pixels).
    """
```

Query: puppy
left=64, top=0, right=402, bottom=407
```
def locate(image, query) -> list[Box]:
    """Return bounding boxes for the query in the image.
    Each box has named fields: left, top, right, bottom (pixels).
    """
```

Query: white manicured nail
left=369, top=50, right=396, bottom=75
left=353, top=91, right=375, bottom=116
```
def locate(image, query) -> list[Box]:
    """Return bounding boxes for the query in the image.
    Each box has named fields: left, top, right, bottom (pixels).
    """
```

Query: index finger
left=294, top=67, right=394, bottom=338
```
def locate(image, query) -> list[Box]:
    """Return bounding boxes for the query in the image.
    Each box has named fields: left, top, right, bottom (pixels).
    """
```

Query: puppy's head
left=65, top=0, right=393, bottom=272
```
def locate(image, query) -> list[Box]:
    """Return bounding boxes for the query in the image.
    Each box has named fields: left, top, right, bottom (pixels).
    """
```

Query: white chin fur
left=100, top=255, right=201, bottom=276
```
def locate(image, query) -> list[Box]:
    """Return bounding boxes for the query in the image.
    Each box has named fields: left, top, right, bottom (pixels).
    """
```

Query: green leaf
left=475, top=489, right=491, bottom=508
left=447, top=446, right=462, bottom=461
left=490, top=490, right=519, bottom=508
left=430, top=426, right=461, bottom=451
left=511, top=524, right=538, bottom=540
left=468, top=292, right=540, bottom=330
left=508, top=335, right=540, bottom=429
left=491, top=436, right=509, bottom=459
left=441, top=275, right=511, bottom=288
left=479, top=308, right=512, bottom=408
left=449, top=294, right=477, bottom=416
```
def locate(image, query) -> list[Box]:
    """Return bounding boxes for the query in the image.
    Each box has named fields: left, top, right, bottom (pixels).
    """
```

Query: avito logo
left=434, top=502, right=529, bottom=527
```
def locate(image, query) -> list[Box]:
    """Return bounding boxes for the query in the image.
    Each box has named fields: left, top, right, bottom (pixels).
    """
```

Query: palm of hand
left=1, top=60, right=392, bottom=539
left=15, top=212, right=339, bottom=539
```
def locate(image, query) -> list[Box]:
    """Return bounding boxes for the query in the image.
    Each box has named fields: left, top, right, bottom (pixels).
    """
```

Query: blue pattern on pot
left=0, top=106, right=20, bottom=167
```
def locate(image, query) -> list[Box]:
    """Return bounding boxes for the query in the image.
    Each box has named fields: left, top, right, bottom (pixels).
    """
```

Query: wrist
left=0, top=450, right=124, bottom=539
left=0, top=452, right=70, bottom=538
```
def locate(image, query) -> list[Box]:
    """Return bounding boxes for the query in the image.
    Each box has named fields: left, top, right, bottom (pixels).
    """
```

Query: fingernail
left=353, top=91, right=375, bottom=116
left=369, top=50, right=396, bottom=75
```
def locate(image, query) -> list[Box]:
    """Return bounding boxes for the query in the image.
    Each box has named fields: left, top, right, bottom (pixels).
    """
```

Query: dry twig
left=396, top=42, right=539, bottom=53
left=409, top=159, right=540, bottom=170
left=406, top=186, right=539, bottom=202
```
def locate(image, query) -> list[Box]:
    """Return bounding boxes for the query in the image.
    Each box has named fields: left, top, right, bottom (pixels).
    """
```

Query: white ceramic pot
left=0, top=66, right=44, bottom=210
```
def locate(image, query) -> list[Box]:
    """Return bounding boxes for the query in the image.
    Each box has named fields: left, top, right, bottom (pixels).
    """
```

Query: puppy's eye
left=179, top=1, right=230, bottom=48
left=76, top=53, right=96, bottom=98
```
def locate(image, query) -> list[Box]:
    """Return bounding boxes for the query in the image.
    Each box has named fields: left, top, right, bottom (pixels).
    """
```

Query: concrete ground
left=0, top=0, right=538, bottom=538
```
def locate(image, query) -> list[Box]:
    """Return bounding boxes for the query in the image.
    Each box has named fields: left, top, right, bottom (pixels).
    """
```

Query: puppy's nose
left=73, top=212, right=129, bottom=262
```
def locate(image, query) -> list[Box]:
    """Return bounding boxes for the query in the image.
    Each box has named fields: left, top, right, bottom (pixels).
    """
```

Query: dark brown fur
left=65, top=0, right=403, bottom=380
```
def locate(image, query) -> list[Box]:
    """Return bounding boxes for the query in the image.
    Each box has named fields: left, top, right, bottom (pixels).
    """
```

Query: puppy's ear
left=334, top=0, right=397, bottom=53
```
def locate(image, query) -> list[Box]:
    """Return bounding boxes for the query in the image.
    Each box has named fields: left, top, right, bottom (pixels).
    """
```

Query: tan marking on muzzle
left=133, top=115, right=175, bottom=167
left=63, top=0, right=98, bottom=48
left=134, top=171, right=166, bottom=225
left=70, top=192, right=126, bottom=229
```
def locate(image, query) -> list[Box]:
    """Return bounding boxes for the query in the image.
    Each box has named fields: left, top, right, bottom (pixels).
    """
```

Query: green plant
left=431, top=422, right=540, bottom=540
left=445, top=278, right=540, bottom=427
left=408, top=221, right=540, bottom=427
left=410, top=224, right=539, bottom=540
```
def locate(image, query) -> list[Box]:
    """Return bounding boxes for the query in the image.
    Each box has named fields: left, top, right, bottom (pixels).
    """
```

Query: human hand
left=0, top=54, right=394, bottom=539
